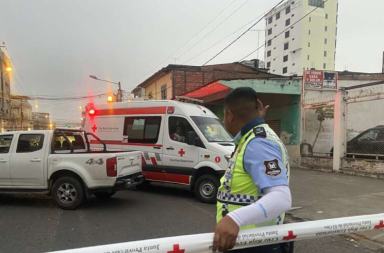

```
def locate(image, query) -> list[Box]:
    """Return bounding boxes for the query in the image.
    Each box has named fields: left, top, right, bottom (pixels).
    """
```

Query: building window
left=308, top=0, right=325, bottom=8
left=324, top=51, right=327, bottom=57
left=307, top=55, right=310, bottom=60
left=283, top=67, right=288, bottom=74
left=283, top=55, right=289, bottom=62
left=286, top=6, right=291, bottom=14
left=308, top=30, right=311, bottom=35
left=268, top=28, right=272, bottom=35
left=309, top=17, right=311, bottom=22
left=285, top=31, right=290, bottom=38
left=267, top=39, right=272, bottom=47
left=325, top=26, right=328, bottom=31
left=267, top=62, right=271, bottom=68
left=293, top=63, right=296, bottom=66
left=323, top=63, right=327, bottom=69
left=276, top=12, right=281, bottom=20
left=267, top=50, right=272, bottom=57
left=161, top=85, right=167, bottom=99
left=286, top=18, right=291, bottom=26
left=284, top=42, right=289, bottom=50
left=268, top=16, right=273, bottom=24
left=325, top=38, right=328, bottom=44
left=308, top=42, right=311, bottom=47
left=325, top=13, right=328, bottom=19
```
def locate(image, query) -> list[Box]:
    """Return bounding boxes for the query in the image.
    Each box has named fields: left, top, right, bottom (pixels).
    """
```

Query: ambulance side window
left=168, top=116, right=196, bottom=143
left=124, top=117, right=161, bottom=144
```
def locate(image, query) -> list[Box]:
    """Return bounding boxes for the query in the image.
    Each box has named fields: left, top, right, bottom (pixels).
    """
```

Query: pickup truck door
left=0, top=134, right=14, bottom=186
left=10, top=133, right=47, bottom=187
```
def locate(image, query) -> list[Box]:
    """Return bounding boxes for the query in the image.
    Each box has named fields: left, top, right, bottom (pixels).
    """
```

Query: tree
left=312, top=105, right=334, bottom=151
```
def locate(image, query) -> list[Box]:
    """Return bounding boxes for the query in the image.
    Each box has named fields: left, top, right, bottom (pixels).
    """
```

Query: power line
left=239, top=0, right=330, bottom=61
left=203, top=0, right=284, bottom=66
left=129, top=0, right=237, bottom=88
left=3, top=46, right=35, bottom=96
left=183, top=12, right=268, bottom=64
left=177, top=0, right=251, bottom=60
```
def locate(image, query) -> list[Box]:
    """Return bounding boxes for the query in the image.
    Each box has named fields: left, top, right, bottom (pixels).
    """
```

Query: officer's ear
left=225, top=109, right=235, bottom=123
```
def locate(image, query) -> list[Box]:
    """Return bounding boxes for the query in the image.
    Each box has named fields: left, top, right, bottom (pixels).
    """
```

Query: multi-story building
left=0, top=50, right=12, bottom=131
left=32, top=112, right=51, bottom=130
left=264, top=0, right=338, bottom=76
left=10, top=95, right=33, bottom=131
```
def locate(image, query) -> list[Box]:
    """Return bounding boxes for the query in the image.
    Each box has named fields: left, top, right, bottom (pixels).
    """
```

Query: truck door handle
left=0, top=159, right=7, bottom=163
left=153, top=147, right=161, bottom=150
left=30, top=158, right=42, bottom=162
left=166, top=147, right=174, bottom=150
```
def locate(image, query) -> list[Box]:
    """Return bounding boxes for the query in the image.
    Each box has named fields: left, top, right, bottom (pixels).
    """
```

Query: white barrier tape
left=49, top=213, right=384, bottom=253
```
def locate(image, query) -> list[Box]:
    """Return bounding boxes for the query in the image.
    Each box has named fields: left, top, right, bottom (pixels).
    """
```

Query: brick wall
left=341, top=158, right=384, bottom=178
left=301, top=157, right=333, bottom=171
left=172, top=63, right=274, bottom=97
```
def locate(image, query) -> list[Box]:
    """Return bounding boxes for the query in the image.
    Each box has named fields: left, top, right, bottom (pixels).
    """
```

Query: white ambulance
left=83, top=99, right=235, bottom=203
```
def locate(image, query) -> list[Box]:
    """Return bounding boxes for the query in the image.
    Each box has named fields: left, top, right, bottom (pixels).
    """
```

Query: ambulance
left=83, top=98, right=235, bottom=203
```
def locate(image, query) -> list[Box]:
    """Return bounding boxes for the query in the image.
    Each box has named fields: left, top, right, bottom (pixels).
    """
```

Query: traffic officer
left=213, top=87, right=293, bottom=253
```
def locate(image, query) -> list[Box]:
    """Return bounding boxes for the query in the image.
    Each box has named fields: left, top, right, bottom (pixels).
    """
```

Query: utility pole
left=20, top=98, right=23, bottom=131
left=117, top=82, right=122, bottom=102
left=250, top=29, right=265, bottom=61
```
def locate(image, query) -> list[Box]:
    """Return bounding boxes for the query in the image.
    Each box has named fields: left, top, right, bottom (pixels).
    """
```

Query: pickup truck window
left=124, top=116, right=161, bottom=144
left=0, top=135, right=13, bottom=153
left=16, top=134, right=45, bottom=153
left=54, top=133, right=86, bottom=151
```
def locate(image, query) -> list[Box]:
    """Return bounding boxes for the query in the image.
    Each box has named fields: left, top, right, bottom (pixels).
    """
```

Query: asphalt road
left=0, top=183, right=381, bottom=253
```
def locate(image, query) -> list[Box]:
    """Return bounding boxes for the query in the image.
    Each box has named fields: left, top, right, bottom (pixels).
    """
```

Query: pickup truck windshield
left=191, top=116, right=233, bottom=142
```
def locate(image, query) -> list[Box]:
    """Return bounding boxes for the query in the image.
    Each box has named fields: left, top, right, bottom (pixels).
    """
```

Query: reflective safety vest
left=216, top=124, right=290, bottom=230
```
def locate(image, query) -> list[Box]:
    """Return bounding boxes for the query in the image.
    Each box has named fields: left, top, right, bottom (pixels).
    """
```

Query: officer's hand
left=213, top=216, right=240, bottom=252
left=257, top=99, right=270, bottom=118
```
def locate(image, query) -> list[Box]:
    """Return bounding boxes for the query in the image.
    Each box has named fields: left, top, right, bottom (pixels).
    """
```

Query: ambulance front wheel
left=194, top=175, right=219, bottom=204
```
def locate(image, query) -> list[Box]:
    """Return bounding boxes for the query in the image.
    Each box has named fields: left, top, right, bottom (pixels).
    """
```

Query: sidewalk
left=288, top=168, right=384, bottom=247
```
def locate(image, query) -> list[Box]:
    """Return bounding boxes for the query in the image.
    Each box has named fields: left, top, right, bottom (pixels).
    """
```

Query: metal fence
left=344, top=83, right=384, bottom=160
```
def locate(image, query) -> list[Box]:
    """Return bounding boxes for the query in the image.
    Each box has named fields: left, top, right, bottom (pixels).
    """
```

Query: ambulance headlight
left=224, top=155, right=231, bottom=162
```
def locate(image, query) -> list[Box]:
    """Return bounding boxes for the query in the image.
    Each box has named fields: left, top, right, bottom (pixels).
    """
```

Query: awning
left=182, top=81, right=231, bottom=100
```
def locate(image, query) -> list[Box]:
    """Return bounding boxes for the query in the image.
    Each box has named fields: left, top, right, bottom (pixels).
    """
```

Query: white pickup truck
left=0, top=129, right=143, bottom=210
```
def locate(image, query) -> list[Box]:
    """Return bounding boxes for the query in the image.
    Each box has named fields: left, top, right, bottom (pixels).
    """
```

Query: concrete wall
left=144, top=72, right=173, bottom=100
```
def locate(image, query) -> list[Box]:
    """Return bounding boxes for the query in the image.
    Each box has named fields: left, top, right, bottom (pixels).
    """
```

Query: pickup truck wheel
left=52, top=177, right=84, bottom=210
left=194, top=175, right=219, bottom=204
left=93, top=191, right=116, bottom=199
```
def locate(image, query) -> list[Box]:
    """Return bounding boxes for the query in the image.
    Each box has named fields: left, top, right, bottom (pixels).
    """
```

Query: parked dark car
left=331, top=125, right=384, bottom=159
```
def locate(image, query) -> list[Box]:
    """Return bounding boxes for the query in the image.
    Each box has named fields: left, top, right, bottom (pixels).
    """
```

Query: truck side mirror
left=186, top=131, right=197, bottom=146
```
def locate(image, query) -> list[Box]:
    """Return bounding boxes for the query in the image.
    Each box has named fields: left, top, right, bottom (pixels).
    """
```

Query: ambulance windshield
left=191, top=116, right=233, bottom=142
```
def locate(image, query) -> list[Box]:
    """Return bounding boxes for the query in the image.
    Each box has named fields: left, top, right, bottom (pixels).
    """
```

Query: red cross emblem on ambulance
left=168, top=244, right=185, bottom=253
left=178, top=149, right=185, bottom=157
left=92, top=125, right=97, bottom=133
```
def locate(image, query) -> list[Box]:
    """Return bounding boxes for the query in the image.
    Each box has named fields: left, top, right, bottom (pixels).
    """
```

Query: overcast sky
left=0, top=0, right=383, bottom=124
